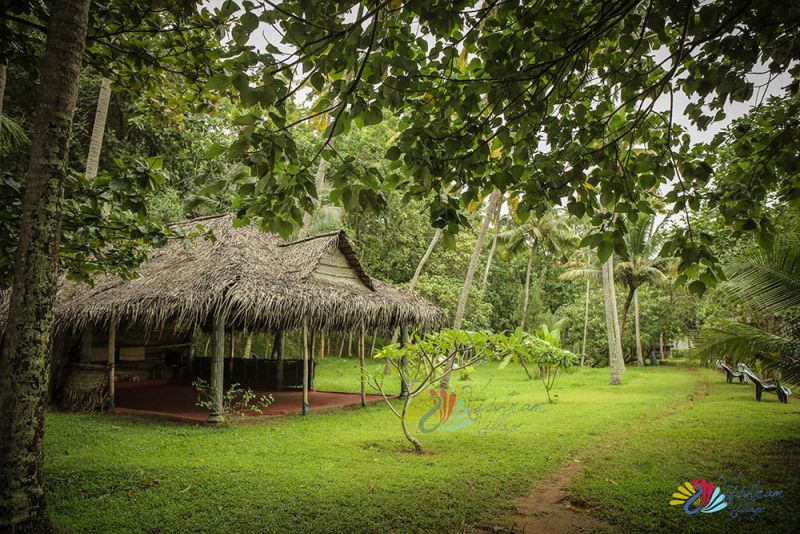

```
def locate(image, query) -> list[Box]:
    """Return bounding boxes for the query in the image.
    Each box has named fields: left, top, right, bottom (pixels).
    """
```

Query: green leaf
left=362, top=107, right=383, bottom=127
left=204, top=143, right=227, bottom=160
left=206, top=73, right=229, bottom=92
left=385, top=146, right=401, bottom=161
left=597, top=240, right=614, bottom=263
left=688, top=280, right=706, bottom=295
left=147, top=156, right=163, bottom=170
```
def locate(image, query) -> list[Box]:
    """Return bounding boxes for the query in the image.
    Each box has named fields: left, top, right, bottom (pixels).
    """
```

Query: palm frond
left=695, top=320, right=800, bottom=384
left=723, top=237, right=800, bottom=323
left=0, top=113, right=29, bottom=151
left=559, top=268, right=601, bottom=282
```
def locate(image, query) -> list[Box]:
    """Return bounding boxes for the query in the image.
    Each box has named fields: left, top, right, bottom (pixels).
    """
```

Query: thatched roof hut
left=0, top=214, right=443, bottom=334
left=20, top=214, right=443, bottom=335
left=1, top=214, right=445, bottom=418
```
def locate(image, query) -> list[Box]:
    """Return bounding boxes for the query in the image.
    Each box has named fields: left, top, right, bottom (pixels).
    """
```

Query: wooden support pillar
left=186, top=327, right=196, bottom=382
left=208, top=314, right=225, bottom=423
left=359, top=322, right=366, bottom=408
left=274, top=329, right=284, bottom=389
left=302, top=320, right=309, bottom=416
left=228, top=329, right=235, bottom=376
left=79, top=328, right=92, bottom=363
left=106, top=315, right=117, bottom=409
left=243, top=332, right=252, bottom=359
left=307, top=327, right=315, bottom=391
left=399, top=326, right=409, bottom=398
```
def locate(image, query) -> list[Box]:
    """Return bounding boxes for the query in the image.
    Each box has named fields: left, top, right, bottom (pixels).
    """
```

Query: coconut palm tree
left=499, top=209, right=576, bottom=330
left=602, top=255, right=625, bottom=383
left=562, top=215, right=668, bottom=366
left=615, top=215, right=669, bottom=365
left=695, top=236, right=800, bottom=383
left=85, top=77, right=112, bottom=179
left=440, top=189, right=501, bottom=388
left=480, top=191, right=504, bottom=290
left=559, top=247, right=595, bottom=366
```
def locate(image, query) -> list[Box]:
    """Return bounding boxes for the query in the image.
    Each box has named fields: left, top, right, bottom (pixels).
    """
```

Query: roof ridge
left=168, top=212, right=232, bottom=227
left=278, top=229, right=343, bottom=247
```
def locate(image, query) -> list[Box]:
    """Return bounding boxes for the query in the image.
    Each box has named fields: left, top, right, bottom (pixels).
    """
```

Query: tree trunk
left=409, top=228, right=441, bottom=290
left=0, top=61, right=6, bottom=115
left=619, top=286, right=635, bottom=343
left=85, top=77, right=111, bottom=180
left=633, top=288, right=644, bottom=366
left=401, top=394, right=422, bottom=453
left=520, top=243, right=535, bottom=329
left=399, top=326, right=409, bottom=397
left=602, top=257, right=624, bottom=385
left=659, top=332, right=664, bottom=359
left=0, top=1, right=91, bottom=530
left=580, top=277, right=590, bottom=367
left=453, top=189, right=499, bottom=329
left=208, top=314, right=226, bottom=423
left=443, top=190, right=499, bottom=389
left=300, top=157, right=330, bottom=235
left=480, top=191, right=503, bottom=290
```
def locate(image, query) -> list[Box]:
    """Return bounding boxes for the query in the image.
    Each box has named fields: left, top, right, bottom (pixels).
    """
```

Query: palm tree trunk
left=520, top=243, right=535, bottom=329
left=85, top=77, right=112, bottom=179
left=409, top=228, right=441, bottom=290
left=454, top=189, right=499, bottom=329
left=0, top=61, right=6, bottom=116
left=300, top=157, right=330, bottom=235
left=602, top=257, right=624, bottom=384
left=443, top=189, right=500, bottom=388
left=581, top=276, right=590, bottom=366
left=0, top=1, right=91, bottom=529
left=634, top=288, right=644, bottom=366
left=480, top=191, right=503, bottom=290
left=619, top=286, right=635, bottom=342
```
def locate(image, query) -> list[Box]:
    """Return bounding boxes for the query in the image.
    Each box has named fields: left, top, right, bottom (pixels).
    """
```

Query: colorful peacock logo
left=418, top=389, right=475, bottom=433
left=670, top=479, right=728, bottom=515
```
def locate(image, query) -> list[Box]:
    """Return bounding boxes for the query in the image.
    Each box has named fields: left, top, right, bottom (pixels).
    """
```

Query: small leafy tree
left=500, top=329, right=577, bottom=403
left=368, top=329, right=499, bottom=453
left=192, top=379, right=274, bottom=420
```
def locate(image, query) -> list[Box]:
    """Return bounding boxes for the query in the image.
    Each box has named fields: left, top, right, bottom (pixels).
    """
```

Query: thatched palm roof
left=1, top=214, right=445, bottom=335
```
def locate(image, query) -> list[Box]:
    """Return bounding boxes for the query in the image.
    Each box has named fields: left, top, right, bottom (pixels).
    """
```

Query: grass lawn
left=43, top=359, right=799, bottom=533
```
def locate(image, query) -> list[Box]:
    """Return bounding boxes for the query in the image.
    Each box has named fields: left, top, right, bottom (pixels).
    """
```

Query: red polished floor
left=114, top=380, right=385, bottom=422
